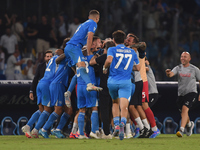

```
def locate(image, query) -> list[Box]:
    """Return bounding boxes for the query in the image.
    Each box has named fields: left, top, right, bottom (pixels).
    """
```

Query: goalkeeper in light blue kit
left=103, top=30, right=140, bottom=140
left=64, top=9, right=102, bottom=92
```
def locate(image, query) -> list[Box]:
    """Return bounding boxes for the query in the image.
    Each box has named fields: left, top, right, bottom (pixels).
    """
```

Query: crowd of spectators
left=0, top=0, right=200, bottom=81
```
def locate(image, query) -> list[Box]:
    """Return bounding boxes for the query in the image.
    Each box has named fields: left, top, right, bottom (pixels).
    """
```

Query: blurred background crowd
left=0, top=0, right=200, bottom=81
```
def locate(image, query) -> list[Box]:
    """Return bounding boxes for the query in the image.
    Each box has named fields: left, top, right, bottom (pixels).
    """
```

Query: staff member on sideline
left=166, top=51, right=200, bottom=137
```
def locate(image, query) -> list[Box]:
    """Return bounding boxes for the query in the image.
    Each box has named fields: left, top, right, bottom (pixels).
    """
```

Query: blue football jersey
left=77, top=55, right=96, bottom=85
left=67, top=19, right=97, bottom=47
left=40, top=55, right=58, bottom=82
left=51, top=57, right=72, bottom=87
left=107, top=44, right=139, bottom=83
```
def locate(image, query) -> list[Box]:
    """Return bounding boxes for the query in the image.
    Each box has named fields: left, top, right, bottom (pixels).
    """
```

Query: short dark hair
left=89, top=10, right=100, bottom=16
left=44, top=50, right=53, bottom=56
left=105, top=41, right=115, bottom=50
left=112, top=30, right=126, bottom=44
left=128, top=33, right=139, bottom=43
left=62, top=38, right=71, bottom=49
left=93, top=36, right=100, bottom=42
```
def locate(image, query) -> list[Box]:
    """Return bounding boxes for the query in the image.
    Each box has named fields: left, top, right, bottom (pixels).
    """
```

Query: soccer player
left=128, top=33, right=160, bottom=138
left=64, top=10, right=102, bottom=92
left=22, top=50, right=53, bottom=138
left=76, top=48, right=100, bottom=139
left=103, top=30, right=140, bottom=140
left=39, top=49, right=74, bottom=138
left=29, top=49, right=62, bottom=138
left=125, top=34, right=151, bottom=138
left=145, top=58, right=159, bottom=108
left=166, top=51, right=200, bottom=137
left=29, top=50, right=53, bottom=101
left=91, top=36, right=103, bottom=55
left=90, top=40, right=115, bottom=139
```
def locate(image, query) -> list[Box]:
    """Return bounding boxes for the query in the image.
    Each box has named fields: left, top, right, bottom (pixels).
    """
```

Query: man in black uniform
left=90, top=40, right=115, bottom=139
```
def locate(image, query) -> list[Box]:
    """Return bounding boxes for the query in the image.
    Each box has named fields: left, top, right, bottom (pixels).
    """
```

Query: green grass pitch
left=1, top=134, right=200, bottom=150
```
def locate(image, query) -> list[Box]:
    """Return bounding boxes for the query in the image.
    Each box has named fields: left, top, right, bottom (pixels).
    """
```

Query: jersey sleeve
left=88, top=21, right=97, bottom=33
left=87, top=55, right=93, bottom=62
left=171, top=66, right=178, bottom=75
left=194, top=67, right=200, bottom=81
left=107, top=47, right=114, bottom=57
left=60, top=58, right=67, bottom=65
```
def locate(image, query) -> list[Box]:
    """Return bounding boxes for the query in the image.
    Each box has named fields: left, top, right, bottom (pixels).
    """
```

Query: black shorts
left=148, top=93, right=159, bottom=108
left=176, top=92, right=197, bottom=112
left=129, top=80, right=143, bottom=106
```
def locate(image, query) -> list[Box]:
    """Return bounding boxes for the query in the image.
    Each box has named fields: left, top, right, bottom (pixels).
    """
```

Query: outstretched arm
left=165, top=69, right=175, bottom=78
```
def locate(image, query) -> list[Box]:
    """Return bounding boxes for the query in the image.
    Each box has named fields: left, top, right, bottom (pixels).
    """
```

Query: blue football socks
left=27, top=110, right=42, bottom=127
left=121, top=117, right=127, bottom=125
left=57, top=112, right=70, bottom=130
left=43, top=112, right=59, bottom=131
left=78, top=112, right=85, bottom=135
left=113, top=116, right=120, bottom=126
left=91, top=110, right=99, bottom=133
left=34, top=110, right=50, bottom=130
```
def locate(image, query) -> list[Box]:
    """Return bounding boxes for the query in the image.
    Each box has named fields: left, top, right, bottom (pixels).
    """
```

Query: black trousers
left=99, top=89, right=112, bottom=135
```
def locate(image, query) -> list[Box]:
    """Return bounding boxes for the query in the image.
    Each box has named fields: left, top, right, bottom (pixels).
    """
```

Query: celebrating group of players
left=21, top=9, right=199, bottom=140
left=21, top=9, right=160, bottom=140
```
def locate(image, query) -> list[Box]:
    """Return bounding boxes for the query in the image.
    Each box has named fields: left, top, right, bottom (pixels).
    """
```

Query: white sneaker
left=31, top=129, right=39, bottom=138
left=86, top=83, right=103, bottom=91
left=78, top=135, right=88, bottom=139
left=90, top=131, right=100, bottom=139
left=124, top=133, right=127, bottom=139
left=101, top=134, right=113, bottom=139
left=126, top=132, right=133, bottom=139
left=186, top=121, right=194, bottom=136
left=21, top=125, right=32, bottom=138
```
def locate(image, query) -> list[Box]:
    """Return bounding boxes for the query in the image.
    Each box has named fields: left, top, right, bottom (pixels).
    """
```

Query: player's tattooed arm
left=56, top=53, right=66, bottom=64
left=89, top=54, right=99, bottom=66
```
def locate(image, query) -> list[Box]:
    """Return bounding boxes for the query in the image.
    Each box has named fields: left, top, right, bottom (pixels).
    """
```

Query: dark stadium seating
left=194, top=117, right=200, bottom=134
left=163, top=117, right=178, bottom=134
left=16, top=117, right=28, bottom=135
left=155, top=117, right=163, bottom=132
left=1, top=116, right=17, bottom=135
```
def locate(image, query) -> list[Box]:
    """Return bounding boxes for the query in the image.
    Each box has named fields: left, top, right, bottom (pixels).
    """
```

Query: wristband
left=103, top=66, right=107, bottom=71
